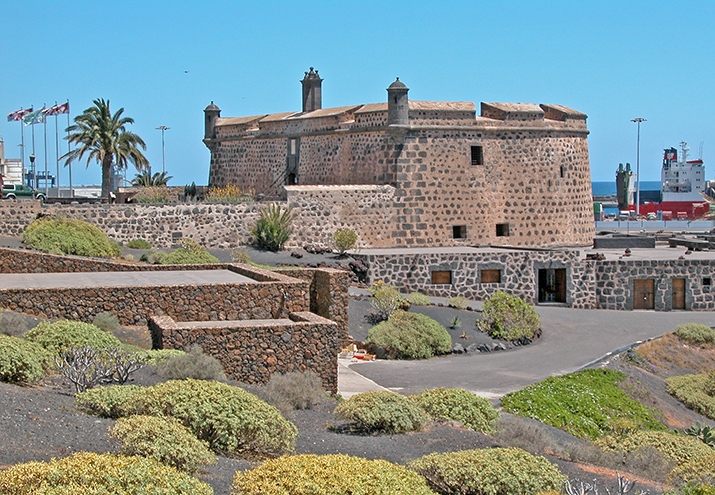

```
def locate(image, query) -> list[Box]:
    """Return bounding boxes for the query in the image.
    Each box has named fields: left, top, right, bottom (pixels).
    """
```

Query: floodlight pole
left=156, top=126, right=170, bottom=175
left=631, top=118, right=647, bottom=217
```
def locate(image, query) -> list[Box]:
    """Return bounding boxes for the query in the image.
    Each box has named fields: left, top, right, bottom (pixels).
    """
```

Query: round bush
left=477, top=291, right=541, bottom=341
left=595, top=430, right=714, bottom=467
left=110, top=414, right=217, bottom=474
left=76, top=384, right=145, bottom=418
left=23, top=215, right=121, bottom=258
left=410, top=387, right=499, bottom=433
left=407, top=447, right=567, bottom=495
left=367, top=311, right=452, bottom=359
left=675, top=323, right=715, bottom=345
left=231, top=454, right=436, bottom=495
left=155, top=345, right=226, bottom=381
left=25, top=320, right=122, bottom=354
left=126, top=238, right=152, bottom=249
left=332, top=228, right=358, bottom=254
left=0, top=335, right=52, bottom=384
left=0, top=451, right=212, bottom=494
left=334, top=390, right=429, bottom=433
left=446, top=296, right=469, bottom=310
left=125, top=379, right=297, bottom=457
left=406, top=292, right=432, bottom=306
left=159, top=248, right=219, bottom=265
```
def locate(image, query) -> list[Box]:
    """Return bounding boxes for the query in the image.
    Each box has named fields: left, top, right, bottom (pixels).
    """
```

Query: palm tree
left=130, top=170, right=173, bottom=187
left=64, top=98, right=149, bottom=198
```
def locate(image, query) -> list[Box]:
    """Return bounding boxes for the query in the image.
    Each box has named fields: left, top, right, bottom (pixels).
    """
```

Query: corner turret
left=204, top=102, right=221, bottom=140
left=387, top=78, right=409, bottom=126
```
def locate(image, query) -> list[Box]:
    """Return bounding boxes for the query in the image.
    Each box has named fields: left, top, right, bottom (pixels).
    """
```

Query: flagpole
left=20, top=117, right=26, bottom=185
left=43, top=105, right=49, bottom=196
left=31, top=108, right=36, bottom=189
left=54, top=102, right=60, bottom=197
left=67, top=99, right=72, bottom=198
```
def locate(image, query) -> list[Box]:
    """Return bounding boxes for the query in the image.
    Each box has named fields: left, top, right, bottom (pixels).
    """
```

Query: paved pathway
left=338, top=306, right=715, bottom=399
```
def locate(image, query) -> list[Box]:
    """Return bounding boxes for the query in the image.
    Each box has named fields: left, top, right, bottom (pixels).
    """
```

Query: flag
left=56, top=102, right=69, bottom=114
left=23, top=108, right=46, bottom=126
left=7, top=108, right=30, bottom=122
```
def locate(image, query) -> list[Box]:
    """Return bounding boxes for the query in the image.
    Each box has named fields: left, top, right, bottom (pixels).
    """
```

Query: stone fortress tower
left=205, top=69, right=595, bottom=249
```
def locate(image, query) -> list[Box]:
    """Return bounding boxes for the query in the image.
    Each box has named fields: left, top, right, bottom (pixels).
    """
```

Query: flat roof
left=0, top=269, right=257, bottom=290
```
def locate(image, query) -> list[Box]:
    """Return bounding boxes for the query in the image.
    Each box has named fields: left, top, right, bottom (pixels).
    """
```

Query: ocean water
left=592, top=181, right=661, bottom=196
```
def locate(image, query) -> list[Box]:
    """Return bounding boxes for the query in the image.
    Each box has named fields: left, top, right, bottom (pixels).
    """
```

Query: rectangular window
left=480, top=269, right=502, bottom=283
left=431, top=270, right=452, bottom=285
left=496, top=223, right=510, bottom=237
left=452, top=225, right=467, bottom=239
left=704, top=277, right=712, bottom=286
left=470, top=146, right=483, bottom=166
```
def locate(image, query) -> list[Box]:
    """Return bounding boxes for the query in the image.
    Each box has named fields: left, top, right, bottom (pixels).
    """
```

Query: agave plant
left=685, top=421, right=715, bottom=447
left=251, top=203, right=296, bottom=251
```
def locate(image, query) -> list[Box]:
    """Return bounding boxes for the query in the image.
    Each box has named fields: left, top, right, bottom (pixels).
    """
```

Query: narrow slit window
left=470, top=145, right=483, bottom=166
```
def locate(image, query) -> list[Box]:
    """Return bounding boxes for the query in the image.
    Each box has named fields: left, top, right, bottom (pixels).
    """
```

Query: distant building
left=205, top=69, right=594, bottom=248
left=0, top=137, right=23, bottom=185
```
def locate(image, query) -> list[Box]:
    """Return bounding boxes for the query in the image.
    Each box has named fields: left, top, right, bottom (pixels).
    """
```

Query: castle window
left=286, top=138, right=299, bottom=185
left=496, top=223, right=510, bottom=237
left=431, top=270, right=452, bottom=285
left=560, top=165, right=565, bottom=178
left=480, top=269, right=502, bottom=283
left=452, top=225, right=467, bottom=239
left=704, top=277, right=711, bottom=286
left=470, top=146, right=483, bottom=166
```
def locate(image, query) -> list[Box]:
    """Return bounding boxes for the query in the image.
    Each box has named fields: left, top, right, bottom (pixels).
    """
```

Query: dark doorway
left=672, top=278, right=686, bottom=310
left=633, top=279, right=655, bottom=309
left=538, top=268, right=567, bottom=303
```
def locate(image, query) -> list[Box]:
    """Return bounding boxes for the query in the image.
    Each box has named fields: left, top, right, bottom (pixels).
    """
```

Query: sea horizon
left=592, top=180, right=661, bottom=196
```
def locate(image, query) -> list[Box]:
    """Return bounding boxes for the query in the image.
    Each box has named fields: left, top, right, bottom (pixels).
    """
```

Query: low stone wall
left=354, top=248, right=596, bottom=308
left=150, top=312, right=342, bottom=392
left=594, top=259, right=715, bottom=311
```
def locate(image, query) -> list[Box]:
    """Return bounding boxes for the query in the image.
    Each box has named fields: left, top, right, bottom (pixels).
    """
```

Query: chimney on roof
left=301, top=67, right=322, bottom=113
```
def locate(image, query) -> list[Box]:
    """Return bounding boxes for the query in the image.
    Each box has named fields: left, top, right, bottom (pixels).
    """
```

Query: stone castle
left=204, top=68, right=595, bottom=249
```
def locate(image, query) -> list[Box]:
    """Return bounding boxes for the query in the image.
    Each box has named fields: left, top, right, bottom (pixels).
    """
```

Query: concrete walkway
left=338, top=302, right=715, bottom=400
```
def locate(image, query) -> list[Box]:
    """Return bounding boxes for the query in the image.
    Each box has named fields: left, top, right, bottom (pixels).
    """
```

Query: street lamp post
left=29, top=154, right=35, bottom=190
left=631, top=118, right=647, bottom=217
left=156, top=126, right=170, bottom=175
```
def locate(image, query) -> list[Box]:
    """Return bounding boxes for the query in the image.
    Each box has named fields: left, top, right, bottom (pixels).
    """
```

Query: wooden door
left=672, top=278, right=686, bottom=310
left=555, top=269, right=567, bottom=303
left=633, top=279, right=655, bottom=309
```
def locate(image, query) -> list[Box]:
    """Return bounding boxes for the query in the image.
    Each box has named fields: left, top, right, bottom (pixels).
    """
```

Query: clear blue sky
left=2, top=0, right=714, bottom=187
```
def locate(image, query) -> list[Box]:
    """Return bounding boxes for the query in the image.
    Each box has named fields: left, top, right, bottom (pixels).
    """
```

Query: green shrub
left=155, top=345, right=226, bottom=381
left=667, top=373, right=715, bottom=419
left=142, top=348, right=187, bottom=366
left=334, top=390, right=429, bottom=433
left=501, top=369, right=666, bottom=440
left=368, top=281, right=404, bottom=320
left=667, top=482, right=715, bottom=495
left=675, top=323, right=715, bottom=345
left=0, top=451, right=212, bottom=494
left=446, top=295, right=470, bottom=310
left=670, top=456, right=715, bottom=484
left=260, top=371, right=327, bottom=416
left=25, top=320, right=122, bottom=354
left=367, top=311, right=452, bottom=359
left=332, top=228, right=358, bottom=254
left=125, top=379, right=297, bottom=457
left=251, top=202, right=295, bottom=251
left=407, top=447, right=566, bottom=495
left=477, top=291, right=541, bottom=340
left=91, top=312, right=119, bottom=332
left=595, top=430, right=713, bottom=468
left=231, top=454, right=436, bottom=495
left=110, top=414, right=217, bottom=474
left=126, top=238, right=152, bottom=249
left=230, top=250, right=252, bottom=264
left=159, top=240, right=219, bottom=265
left=132, top=186, right=177, bottom=204
left=409, top=387, right=499, bottom=433
left=406, top=292, right=432, bottom=306
left=0, top=335, right=52, bottom=384
left=23, top=215, right=121, bottom=258
left=205, top=184, right=254, bottom=203
left=76, top=384, right=145, bottom=418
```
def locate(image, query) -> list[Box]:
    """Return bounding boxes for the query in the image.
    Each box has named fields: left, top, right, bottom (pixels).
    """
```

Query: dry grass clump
left=259, top=371, right=328, bottom=417
left=636, top=333, right=715, bottom=375
left=155, top=345, right=226, bottom=381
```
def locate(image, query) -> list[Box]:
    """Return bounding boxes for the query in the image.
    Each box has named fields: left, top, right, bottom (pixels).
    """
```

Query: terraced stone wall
left=150, top=312, right=341, bottom=392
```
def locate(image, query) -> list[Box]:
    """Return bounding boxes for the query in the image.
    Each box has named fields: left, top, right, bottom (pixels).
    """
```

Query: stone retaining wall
left=150, top=312, right=342, bottom=392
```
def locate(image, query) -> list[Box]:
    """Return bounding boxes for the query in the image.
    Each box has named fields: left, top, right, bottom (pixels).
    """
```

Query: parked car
left=2, top=184, right=46, bottom=201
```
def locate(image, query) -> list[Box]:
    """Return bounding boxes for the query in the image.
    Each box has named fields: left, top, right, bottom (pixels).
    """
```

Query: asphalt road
left=345, top=306, right=715, bottom=399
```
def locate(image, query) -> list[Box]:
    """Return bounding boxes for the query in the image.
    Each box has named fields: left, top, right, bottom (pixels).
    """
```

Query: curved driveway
left=341, top=307, right=715, bottom=399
